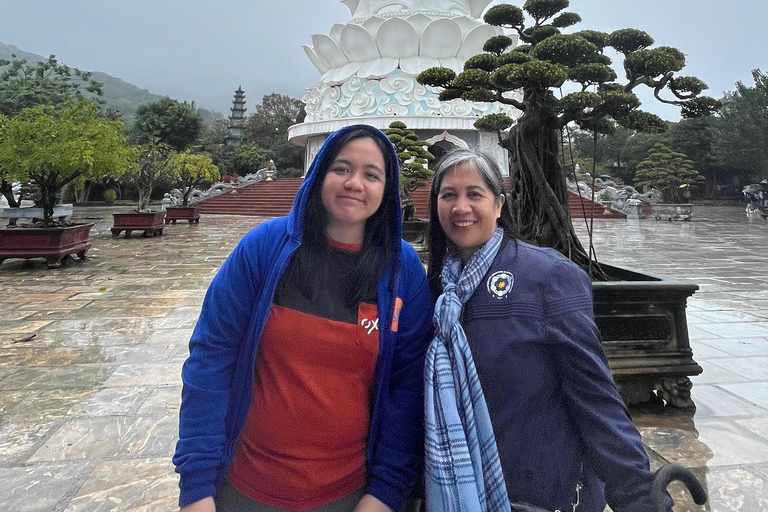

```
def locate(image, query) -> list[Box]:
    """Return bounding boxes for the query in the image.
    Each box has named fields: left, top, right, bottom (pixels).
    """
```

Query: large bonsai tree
left=417, top=0, right=719, bottom=276
left=0, top=100, right=133, bottom=225
left=384, top=121, right=434, bottom=221
left=168, top=151, right=220, bottom=206
left=634, top=144, right=704, bottom=203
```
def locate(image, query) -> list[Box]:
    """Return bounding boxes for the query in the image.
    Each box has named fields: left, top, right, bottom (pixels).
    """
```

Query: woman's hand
left=354, top=494, right=393, bottom=512
left=180, top=496, right=215, bottom=512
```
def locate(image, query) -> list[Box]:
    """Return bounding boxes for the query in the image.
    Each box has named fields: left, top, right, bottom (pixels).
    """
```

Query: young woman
left=424, top=149, right=667, bottom=512
left=174, top=125, right=433, bottom=512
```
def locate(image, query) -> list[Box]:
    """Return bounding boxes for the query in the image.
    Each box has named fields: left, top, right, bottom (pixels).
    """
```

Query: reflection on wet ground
left=573, top=205, right=768, bottom=511
left=0, top=204, right=766, bottom=511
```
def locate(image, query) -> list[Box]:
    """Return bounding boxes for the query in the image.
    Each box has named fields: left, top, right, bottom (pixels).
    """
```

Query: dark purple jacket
left=462, top=238, right=658, bottom=512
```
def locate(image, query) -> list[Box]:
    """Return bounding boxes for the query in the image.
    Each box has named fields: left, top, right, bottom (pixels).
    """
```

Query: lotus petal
left=330, top=23, right=346, bottom=44
left=340, top=24, right=380, bottom=62
left=452, top=15, right=480, bottom=37
left=468, top=0, right=494, bottom=18
left=322, top=61, right=364, bottom=85
left=312, top=34, right=350, bottom=68
left=303, top=45, right=330, bottom=74
left=342, top=0, right=360, bottom=17
left=457, top=24, right=499, bottom=61
left=362, top=16, right=386, bottom=36
left=405, top=13, right=432, bottom=38
left=438, top=58, right=463, bottom=74
left=421, top=19, right=462, bottom=59
left=377, top=18, right=419, bottom=58
left=400, top=56, right=428, bottom=75
left=358, top=58, right=399, bottom=79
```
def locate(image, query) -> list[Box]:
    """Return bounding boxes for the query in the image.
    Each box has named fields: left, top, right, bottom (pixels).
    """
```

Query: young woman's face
left=321, top=137, right=386, bottom=242
left=437, top=163, right=504, bottom=262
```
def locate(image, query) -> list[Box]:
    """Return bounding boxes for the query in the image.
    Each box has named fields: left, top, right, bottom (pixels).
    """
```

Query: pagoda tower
left=225, top=86, right=247, bottom=146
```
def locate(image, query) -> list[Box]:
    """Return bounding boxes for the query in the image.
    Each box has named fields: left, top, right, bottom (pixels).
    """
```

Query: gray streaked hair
left=431, top=148, right=505, bottom=197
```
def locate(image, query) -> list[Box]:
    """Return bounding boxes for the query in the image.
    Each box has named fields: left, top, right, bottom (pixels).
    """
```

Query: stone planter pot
left=3, top=204, right=73, bottom=226
left=0, top=223, right=94, bottom=269
left=164, top=205, right=201, bottom=225
left=402, top=219, right=429, bottom=262
left=651, top=203, right=693, bottom=221
left=111, top=211, right=166, bottom=238
left=594, top=262, right=702, bottom=409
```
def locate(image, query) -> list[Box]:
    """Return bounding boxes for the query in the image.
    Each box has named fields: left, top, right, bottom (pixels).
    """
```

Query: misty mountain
left=0, top=41, right=224, bottom=126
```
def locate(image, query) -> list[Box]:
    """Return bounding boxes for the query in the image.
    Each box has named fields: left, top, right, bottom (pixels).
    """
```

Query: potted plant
left=384, top=121, right=434, bottom=258
left=0, top=100, right=132, bottom=268
left=111, top=138, right=173, bottom=238
left=417, top=1, right=721, bottom=408
left=634, top=144, right=704, bottom=221
left=164, top=150, right=220, bottom=224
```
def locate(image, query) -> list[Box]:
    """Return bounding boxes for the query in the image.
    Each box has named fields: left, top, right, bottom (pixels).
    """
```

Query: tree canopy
left=130, top=97, right=203, bottom=151
left=0, top=100, right=133, bottom=223
left=168, top=151, right=220, bottom=206
left=417, top=0, right=720, bottom=276
left=634, top=143, right=704, bottom=203
left=122, top=137, right=175, bottom=212
left=243, top=93, right=304, bottom=171
left=0, top=55, right=103, bottom=118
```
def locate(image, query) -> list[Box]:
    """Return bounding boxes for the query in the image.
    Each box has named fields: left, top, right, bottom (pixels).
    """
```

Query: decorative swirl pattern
left=302, top=71, right=518, bottom=121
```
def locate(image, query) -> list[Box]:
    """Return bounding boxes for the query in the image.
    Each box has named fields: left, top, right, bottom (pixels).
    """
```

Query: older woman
left=424, top=149, right=667, bottom=512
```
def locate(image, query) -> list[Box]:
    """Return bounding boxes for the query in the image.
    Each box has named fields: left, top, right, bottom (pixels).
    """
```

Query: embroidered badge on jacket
left=487, top=271, right=513, bottom=299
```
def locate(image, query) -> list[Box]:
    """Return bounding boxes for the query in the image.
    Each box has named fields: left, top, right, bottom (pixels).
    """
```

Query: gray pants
left=216, top=480, right=367, bottom=512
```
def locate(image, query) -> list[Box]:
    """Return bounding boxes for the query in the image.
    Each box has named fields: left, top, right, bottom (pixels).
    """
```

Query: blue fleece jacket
left=463, top=238, right=660, bottom=512
left=173, top=125, right=433, bottom=511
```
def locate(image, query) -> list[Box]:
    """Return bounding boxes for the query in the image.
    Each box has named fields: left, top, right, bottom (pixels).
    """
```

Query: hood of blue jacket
left=286, top=124, right=402, bottom=245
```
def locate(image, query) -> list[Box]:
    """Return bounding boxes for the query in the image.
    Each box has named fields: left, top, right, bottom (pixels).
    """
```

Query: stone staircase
left=197, top=178, right=627, bottom=219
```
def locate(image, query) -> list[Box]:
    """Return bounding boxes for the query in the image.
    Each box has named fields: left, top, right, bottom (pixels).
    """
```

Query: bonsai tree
left=168, top=151, right=220, bottom=206
left=634, top=143, right=704, bottom=203
left=417, top=0, right=719, bottom=276
left=123, top=138, right=175, bottom=212
left=0, top=100, right=133, bottom=225
left=384, top=121, right=434, bottom=221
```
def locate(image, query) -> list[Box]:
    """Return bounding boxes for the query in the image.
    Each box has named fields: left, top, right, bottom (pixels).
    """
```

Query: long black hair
left=291, top=126, right=399, bottom=307
left=426, top=148, right=516, bottom=299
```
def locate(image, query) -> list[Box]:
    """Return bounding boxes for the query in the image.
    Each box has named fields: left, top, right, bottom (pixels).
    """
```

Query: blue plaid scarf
left=424, top=227, right=511, bottom=512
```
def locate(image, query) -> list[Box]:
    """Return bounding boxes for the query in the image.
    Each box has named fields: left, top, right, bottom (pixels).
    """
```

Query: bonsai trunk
left=504, top=92, right=607, bottom=280
left=182, top=187, right=191, bottom=207
left=1, top=179, right=20, bottom=208
left=137, top=187, right=153, bottom=211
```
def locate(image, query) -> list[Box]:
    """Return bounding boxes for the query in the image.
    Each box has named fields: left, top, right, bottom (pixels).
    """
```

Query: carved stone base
left=615, top=375, right=695, bottom=410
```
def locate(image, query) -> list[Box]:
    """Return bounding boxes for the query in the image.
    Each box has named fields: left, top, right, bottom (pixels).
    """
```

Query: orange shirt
left=228, top=302, right=380, bottom=510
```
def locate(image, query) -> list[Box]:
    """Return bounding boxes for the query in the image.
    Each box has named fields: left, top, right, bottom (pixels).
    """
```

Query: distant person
left=423, top=149, right=670, bottom=512
left=174, top=124, right=433, bottom=512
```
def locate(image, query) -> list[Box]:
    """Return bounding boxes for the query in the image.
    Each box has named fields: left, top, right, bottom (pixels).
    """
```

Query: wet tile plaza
left=1, top=204, right=766, bottom=511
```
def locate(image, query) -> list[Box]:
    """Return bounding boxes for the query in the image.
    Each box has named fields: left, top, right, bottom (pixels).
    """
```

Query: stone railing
left=171, top=163, right=279, bottom=205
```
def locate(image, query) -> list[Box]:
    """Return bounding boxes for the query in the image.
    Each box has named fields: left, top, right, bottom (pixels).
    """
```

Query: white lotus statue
left=299, top=0, right=520, bottom=122
left=304, top=0, right=501, bottom=85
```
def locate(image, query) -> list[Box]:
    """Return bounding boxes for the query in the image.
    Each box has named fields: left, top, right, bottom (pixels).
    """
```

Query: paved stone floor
left=0, top=205, right=766, bottom=511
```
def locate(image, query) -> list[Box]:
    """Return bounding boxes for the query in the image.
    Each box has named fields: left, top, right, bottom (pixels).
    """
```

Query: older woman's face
left=437, top=163, right=504, bottom=262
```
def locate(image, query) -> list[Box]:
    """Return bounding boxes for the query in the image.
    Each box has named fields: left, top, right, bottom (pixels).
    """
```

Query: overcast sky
left=0, top=0, right=765, bottom=121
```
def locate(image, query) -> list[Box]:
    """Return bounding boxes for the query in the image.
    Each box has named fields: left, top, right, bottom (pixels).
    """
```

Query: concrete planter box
left=651, top=203, right=693, bottom=221
left=0, top=223, right=93, bottom=268
left=164, top=205, right=201, bottom=224
left=402, top=219, right=429, bottom=262
left=594, top=262, right=701, bottom=410
left=111, top=211, right=166, bottom=238
left=3, top=204, right=74, bottom=225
